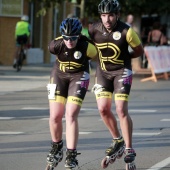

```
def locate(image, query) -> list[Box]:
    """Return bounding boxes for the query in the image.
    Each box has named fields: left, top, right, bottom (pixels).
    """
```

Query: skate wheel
left=45, top=165, right=54, bottom=170
left=101, top=157, right=109, bottom=169
left=109, top=157, right=116, bottom=164
left=126, top=162, right=136, bottom=170
left=117, top=152, right=123, bottom=159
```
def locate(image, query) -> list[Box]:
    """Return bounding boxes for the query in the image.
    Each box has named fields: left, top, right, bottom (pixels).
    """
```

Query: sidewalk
left=0, top=64, right=52, bottom=95
left=0, top=63, right=170, bottom=95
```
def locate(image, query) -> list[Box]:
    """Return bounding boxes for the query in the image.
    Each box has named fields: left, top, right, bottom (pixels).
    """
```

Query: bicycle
left=16, top=43, right=26, bottom=72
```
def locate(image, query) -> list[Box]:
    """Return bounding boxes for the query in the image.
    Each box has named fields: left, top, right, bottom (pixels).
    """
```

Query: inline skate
left=45, top=141, right=63, bottom=170
left=101, top=137, right=125, bottom=169
left=124, top=148, right=136, bottom=170
left=65, top=149, right=81, bottom=170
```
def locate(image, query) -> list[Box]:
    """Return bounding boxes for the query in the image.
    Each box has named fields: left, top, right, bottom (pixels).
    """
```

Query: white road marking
left=133, top=132, right=161, bottom=136
left=160, top=119, right=170, bottom=121
left=129, top=109, right=157, bottom=112
left=0, top=132, right=24, bottom=135
left=81, top=108, right=98, bottom=111
left=81, top=108, right=157, bottom=112
left=22, top=107, right=157, bottom=113
left=41, top=118, right=66, bottom=121
left=99, top=118, right=120, bottom=121
left=63, top=132, right=92, bottom=135
left=41, top=118, right=49, bottom=120
left=22, top=107, right=48, bottom=110
left=0, top=117, right=14, bottom=120
left=146, top=157, right=170, bottom=170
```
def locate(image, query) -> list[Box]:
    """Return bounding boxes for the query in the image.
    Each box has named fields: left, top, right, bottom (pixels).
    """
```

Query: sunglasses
left=62, top=35, right=79, bottom=41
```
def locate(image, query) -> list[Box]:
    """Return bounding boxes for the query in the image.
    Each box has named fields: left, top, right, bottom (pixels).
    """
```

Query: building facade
left=0, top=0, right=73, bottom=65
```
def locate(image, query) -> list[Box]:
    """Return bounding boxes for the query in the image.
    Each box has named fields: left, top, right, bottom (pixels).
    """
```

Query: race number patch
left=47, top=84, right=56, bottom=99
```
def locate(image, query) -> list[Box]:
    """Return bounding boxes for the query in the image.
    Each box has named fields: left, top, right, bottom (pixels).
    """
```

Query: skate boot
left=45, top=140, right=63, bottom=170
left=65, top=149, right=81, bottom=170
left=101, top=137, right=125, bottom=169
left=124, top=148, right=136, bottom=170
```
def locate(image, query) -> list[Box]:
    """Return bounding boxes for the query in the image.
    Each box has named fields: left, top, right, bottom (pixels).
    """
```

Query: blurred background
left=0, top=0, right=170, bottom=66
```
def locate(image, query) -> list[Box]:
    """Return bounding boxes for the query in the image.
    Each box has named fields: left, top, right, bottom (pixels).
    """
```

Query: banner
left=144, top=46, right=170, bottom=73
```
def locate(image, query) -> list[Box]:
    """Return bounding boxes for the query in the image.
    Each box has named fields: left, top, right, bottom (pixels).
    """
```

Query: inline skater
left=46, top=18, right=98, bottom=170
left=88, top=0, right=144, bottom=169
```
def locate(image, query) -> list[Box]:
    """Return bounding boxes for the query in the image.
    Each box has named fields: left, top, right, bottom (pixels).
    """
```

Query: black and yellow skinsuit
left=47, top=35, right=97, bottom=106
left=88, top=20, right=141, bottom=100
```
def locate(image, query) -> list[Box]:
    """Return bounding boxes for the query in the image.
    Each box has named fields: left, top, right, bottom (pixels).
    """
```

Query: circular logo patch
left=74, top=51, right=82, bottom=59
left=113, top=31, right=121, bottom=40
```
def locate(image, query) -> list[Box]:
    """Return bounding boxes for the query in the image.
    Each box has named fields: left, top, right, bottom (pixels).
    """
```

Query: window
left=0, top=0, right=23, bottom=17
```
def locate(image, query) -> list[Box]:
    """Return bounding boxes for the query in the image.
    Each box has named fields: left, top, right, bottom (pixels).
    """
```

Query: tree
left=29, top=0, right=170, bottom=17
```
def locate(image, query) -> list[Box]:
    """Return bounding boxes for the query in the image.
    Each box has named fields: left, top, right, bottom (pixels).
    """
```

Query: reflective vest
left=15, top=21, right=30, bottom=37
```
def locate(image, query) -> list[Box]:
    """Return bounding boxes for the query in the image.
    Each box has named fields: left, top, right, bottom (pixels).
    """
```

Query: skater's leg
left=97, top=97, right=120, bottom=138
left=65, top=102, right=81, bottom=149
left=64, top=101, right=82, bottom=168
left=97, top=97, right=125, bottom=168
left=46, top=101, right=65, bottom=166
left=49, top=102, right=65, bottom=142
left=115, top=100, right=133, bottom=148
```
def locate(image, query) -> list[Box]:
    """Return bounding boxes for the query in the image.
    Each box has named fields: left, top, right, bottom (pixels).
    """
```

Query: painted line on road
left=63, top=132, right=92, bottom=135
left=133, top=132, right=161, bottom=136
left=81, top=108, right=98, bottom=111
left=22, top=107, right=48, bottom=110
left=81, top=108, right=157, bottom=112
left=22, top=107, right=157, bottom=113
left=129, top=109, right=157, bottom=112
left=146, top=157, right=170, bottom=170
left=160, top=119, right=170, bottom=121
left=0, top=117, right=14, bottom=120
left=99, top=118, right=119, bottom=121
left=41, top=118, right=66, bottom=121
left=0, top=131, right=24, bottom=135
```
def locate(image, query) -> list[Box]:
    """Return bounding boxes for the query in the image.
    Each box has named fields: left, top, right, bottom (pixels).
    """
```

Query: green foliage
left=29, top=0, right=170, bottom=17
left=29, top=0, right=62, bottom=16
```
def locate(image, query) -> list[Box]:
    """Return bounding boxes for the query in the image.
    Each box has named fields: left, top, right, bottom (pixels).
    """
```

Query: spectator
left=147, top=21, right=167, bottom=46
left=125, top=14, right=134, bottom=27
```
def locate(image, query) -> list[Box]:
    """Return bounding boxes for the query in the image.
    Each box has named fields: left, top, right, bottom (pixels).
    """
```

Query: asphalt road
left=0, top=64, right=170, bottom=170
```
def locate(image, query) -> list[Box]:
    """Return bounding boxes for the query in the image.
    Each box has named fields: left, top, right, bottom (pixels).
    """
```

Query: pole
left=80, top=0, right=84, bottom=19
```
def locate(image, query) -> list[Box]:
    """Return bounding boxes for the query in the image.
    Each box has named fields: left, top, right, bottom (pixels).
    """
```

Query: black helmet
left=60, top=18, right=82, bottom=36
left=98, top=0, right=121, bottom=14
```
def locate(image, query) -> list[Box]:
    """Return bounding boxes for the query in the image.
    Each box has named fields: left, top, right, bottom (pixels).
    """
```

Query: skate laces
left=49, top=141, right=63, bottom=155
left=106, top=138, right=124, bottom=154
left=65, top=150, right=81, bottom=166
left=125, top=148, right=136, bottom=156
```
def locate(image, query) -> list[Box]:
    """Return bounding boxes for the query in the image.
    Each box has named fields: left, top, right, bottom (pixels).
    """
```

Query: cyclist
left=13, top=15, right=30, bottom=68
left=46, top=18, right=97, bottom=169
left=88, top=0, right=144, bottom=167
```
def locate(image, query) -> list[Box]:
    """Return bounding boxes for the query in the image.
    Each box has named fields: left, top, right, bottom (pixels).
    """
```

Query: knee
left=65, top=112, right=77, bottom=122
left=50, top=111, right=63, bottom=123
left=116, top=107, right=127, bottom=118
left=98, top=106, right=110, bottom=117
